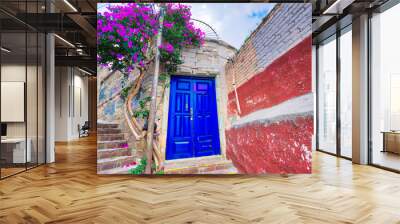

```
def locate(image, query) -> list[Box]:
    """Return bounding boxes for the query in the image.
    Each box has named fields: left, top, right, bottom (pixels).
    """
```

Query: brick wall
left=224, top=3, right=313, bottom=174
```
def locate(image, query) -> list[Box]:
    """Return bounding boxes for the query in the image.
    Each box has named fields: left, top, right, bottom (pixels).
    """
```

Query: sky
left=186, top=3, right=274, bottom=49
left=98, top=3, right=275, bottom=49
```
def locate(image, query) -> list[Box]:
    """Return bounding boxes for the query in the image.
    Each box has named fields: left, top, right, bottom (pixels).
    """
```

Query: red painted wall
left=225, top=36, right=313, bottom=174
left=227, top=36, right=312, bottom=117
left=224, top=4, right=313, bottom=174
left=226, top=116, right=313, bottom=174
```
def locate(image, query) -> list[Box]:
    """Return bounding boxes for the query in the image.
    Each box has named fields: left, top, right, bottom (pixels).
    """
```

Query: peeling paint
left=226, top=116, right=313, bottom=174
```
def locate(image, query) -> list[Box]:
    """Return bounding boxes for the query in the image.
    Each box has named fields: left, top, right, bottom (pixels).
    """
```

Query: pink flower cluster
left=97, top=3, right=205, bottom=74
left=124, top=161, right=137, bottom=168
left=165, top=3, right=192, bottom=20
left=159, top=42, right=174, bottom=53
left=168, top=4, right=205, bottom=46
left=97, top=3, right=158, bottom=72
left=163, top=21, right=174, bottom=29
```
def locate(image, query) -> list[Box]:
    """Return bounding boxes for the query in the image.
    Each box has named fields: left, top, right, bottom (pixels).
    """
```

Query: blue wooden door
left=166, top=76, right=221, bottom=160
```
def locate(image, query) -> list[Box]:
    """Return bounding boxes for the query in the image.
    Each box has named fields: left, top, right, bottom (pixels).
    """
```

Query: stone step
left=98, top=140, right=128, bottom=149
left=98, top=164, right=138, bottom=175
left=97, top=133, right=125, bottom=141
left=97, top=123, right=119, bottom=129
left=97, top=148, right=131, bottom=160
left=203, top=166, right=238, bottom=174
left=97, top=156, right=137, bottom=172
left=97, top=128, right=122, bottom=134
left=164, top=156, right=238, bottom=174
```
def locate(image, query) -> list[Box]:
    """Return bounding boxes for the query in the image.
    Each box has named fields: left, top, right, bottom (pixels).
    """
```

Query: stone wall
left=159, top=39, right=236, bottom=159
left=97, top=65, right=155, bottom=157
left=98, top=39, right=236, bottom=162
left=224, top=3, right=313, bottom=173
left=179, top=39, right=236, bottom=76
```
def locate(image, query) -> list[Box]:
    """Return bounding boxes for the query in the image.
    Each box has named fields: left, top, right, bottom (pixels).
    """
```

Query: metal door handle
left=190, top=108, right=193, bottom=120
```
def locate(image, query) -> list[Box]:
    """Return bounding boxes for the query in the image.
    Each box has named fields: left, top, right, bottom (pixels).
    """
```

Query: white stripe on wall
left=231, top=93, right=314, bottom=128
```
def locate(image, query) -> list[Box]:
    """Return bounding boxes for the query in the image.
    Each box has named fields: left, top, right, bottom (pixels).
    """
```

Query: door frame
left=159, top=74, right=227, bottom=162
left=165, top=75, right=221, bottom=160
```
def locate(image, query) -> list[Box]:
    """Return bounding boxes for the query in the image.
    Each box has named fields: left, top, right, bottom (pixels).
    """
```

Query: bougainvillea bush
left=160, top=3, right=205, bottom=73
left=97, top=3, right=205, bottom=74
left=97, top=3, right=205, bottom=174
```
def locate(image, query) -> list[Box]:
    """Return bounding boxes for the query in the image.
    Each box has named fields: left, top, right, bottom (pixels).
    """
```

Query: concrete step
left=97, top=133, right=125, bottom=141
left=164, top=156, right=238, bottom=174
left=97, top=128, right=122, bottom=134
left=97, top=122, right=119, bottom=129
left=98, top=140, right=128, bottom=149
left=97, top=156, right=137, bottom=172
left=98, top=164, right=138, bottom=174
left=97, top=148, right=131, bottom=160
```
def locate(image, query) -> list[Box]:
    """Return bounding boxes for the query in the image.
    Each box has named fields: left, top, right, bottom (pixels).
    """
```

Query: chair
left=79, top=121, right=90, bottom=138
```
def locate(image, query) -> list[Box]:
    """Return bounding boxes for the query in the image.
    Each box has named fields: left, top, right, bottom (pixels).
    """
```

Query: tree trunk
left=145, top=5, right=165, bottom=174
left=130, top=69, right=145, bottom=102
left=125, top=69, right=146, bottom=132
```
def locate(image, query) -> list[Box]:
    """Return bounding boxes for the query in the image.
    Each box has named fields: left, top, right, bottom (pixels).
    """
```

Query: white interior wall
left=1, top=63, right=46, bottom=164
left=1, top=65, right=27, bottom=138
left=71, top=72, right=89, bottom=138
left=55, top=67, right=89, bottom=141
left=55, top=66, right=69, bottom=141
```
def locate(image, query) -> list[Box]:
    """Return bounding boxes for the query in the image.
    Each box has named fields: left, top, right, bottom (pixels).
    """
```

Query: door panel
left=193, top=80, right=220, bottom=157
left=167, top=78, right=193, bottom=159
left=166, top=76, right=221, bottom=160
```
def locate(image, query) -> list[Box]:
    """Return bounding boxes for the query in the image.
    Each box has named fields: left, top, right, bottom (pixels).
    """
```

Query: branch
left=145, top=55, right=156, bottom=65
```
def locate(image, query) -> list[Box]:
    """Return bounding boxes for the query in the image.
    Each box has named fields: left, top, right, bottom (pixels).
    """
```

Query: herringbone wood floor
left=1, top=135, right=400, bottom=224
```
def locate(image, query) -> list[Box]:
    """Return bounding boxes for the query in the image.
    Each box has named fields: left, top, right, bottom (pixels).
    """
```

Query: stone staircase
left=97, top=122, right=138, bottom=174
left=164, top=155, right=238, bottom=174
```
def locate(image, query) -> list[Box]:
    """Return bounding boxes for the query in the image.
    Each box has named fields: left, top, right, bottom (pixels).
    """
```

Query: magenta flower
left=160, top=42, right=174, bottom=53
left=163, top=21, right=174, bottom=29
left=97, top=3, right=205, bottom=74
left=133, top=52, right=138, bottom=62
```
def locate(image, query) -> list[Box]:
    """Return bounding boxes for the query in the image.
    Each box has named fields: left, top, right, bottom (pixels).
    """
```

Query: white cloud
left=187, top=3, right=275, bottom=49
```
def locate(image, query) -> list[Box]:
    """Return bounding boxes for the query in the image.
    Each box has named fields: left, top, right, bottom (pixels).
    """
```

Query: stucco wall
left=224, top=3, right=313, bottom=173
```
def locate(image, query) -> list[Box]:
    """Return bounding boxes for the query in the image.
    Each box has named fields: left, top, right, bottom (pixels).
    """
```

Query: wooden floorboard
left=1, top=135, right=400, bottom=223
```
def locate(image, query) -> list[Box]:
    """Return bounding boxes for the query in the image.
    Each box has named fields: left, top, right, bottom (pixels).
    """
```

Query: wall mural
left=97, top=3, right=313, bottom=175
